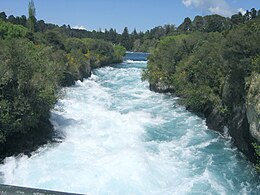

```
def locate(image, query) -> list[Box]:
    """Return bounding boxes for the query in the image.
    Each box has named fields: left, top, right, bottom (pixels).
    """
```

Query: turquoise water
left=0, top=55, right=259, bottom=194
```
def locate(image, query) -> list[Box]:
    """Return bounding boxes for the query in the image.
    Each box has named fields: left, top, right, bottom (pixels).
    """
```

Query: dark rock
left=246, top=73, right=260, bottom=143
left=205, top=108, right=226, bottom=132
left=0, top=119, right=54, bottom=161
left=149, top=82, right=174, bottom=93
left=227, top=103, right=256, bottom=162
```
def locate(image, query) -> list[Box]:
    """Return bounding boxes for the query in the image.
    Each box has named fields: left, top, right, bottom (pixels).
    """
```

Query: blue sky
left=1, top=0, right=260, bottom=33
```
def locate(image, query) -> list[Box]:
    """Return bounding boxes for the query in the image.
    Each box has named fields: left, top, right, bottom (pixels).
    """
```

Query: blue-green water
left=0, top=55, right=259, bottom=194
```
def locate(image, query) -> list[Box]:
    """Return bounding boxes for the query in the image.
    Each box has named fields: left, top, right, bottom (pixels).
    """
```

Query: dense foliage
left=0, top=39, right=63, bottom=142
left=143, top=10, right=260, bottom=167
left=1, top=8, right=260, bottom=53
left=253, top=143, right=260, bottom=171
left=0, top=2, right=125, bottom=157
left=1, top=0, right=259, bottom=169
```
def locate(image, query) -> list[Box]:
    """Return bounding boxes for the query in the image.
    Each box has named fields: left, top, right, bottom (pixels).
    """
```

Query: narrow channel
left=0, top=53, right=259, bottom=194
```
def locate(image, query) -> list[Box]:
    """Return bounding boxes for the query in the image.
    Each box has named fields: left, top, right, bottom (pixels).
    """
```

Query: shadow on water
left=50, top=113, right=79, bottom=140
left=123, top=52, right=150, bottom=61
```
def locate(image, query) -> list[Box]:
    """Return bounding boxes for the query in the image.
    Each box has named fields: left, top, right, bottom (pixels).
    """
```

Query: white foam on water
left=0, top=60, right=259, bottom=194
left=124, top=60, right=148, bottom=64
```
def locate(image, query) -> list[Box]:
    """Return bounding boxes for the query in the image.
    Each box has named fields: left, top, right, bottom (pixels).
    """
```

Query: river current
left=0, top=53, right=259, bottom=194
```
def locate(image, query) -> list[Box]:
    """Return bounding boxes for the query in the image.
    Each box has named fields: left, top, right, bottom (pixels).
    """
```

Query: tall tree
left=132, top=28, right=138, bottom=39
left=28, top=0, right=36, bottom=32
left=121, top=27, right=133, bottom=50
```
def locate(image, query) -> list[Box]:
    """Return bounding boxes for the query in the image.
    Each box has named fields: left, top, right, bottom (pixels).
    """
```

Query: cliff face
left=148, top=72, right=260, bottom=162
left=246, top=73, right=260, bottom=143
left=200, top=73, right=260, bottom=162
left=199, top=72, right=260, bottom=162
left=220, top=73, right=255, bottom=161
left=143, top=13, right=260, bottom=164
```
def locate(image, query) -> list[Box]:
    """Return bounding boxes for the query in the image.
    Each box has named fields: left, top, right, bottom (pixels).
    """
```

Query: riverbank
left=0, top=59, right=123, bottom=161
left=149, top=81, right=258, bottom=163
left=143, top=17, right=260, bottom=165
left=1, top=57, right=259, bottom=194
left=0, top=51, right=126, bottom=161
left=0, top=32, right=126, bottom=161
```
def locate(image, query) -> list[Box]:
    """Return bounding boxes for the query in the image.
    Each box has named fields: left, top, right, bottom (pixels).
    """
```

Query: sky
left=1, top=0, right=260, bottom=33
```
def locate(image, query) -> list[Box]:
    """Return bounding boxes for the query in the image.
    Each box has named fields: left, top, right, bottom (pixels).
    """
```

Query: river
left=0, top=53, right=259, bottom=194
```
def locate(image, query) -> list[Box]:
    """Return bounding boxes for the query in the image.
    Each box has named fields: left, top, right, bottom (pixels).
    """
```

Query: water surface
left=0, top=54, right=259, bottom=194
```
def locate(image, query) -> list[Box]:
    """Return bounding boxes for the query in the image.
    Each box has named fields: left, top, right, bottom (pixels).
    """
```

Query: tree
left=0, top=12, right=7, bottom=21
left=7, top=15, right=16, bottom=23
left=19, top=15, right=27, bottom=26
left=231, top=13, right=244, bottom=25
left=121, top=27, right=133, bottom=50
left=132, top=28, right=138, bottom=39
left=177, top=17, right=192, bottom=32
left=251, top=8, right=257, bottom=19
left=204, top=15, right=228, bottom=32
left=0, top=20, right=28, bottom=39
left=28, top=0, right=36, bottom=32
left=36, top=20, right=46, bottom=32
left=193, top=16, right=204, bottom=31
left=164, top=24, right=176, bottom=35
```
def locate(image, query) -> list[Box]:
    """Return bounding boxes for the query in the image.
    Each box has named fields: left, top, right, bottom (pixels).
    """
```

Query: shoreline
left=149, top=83, right=257, bottom=163
left=0, top=59, right=124, bottom=163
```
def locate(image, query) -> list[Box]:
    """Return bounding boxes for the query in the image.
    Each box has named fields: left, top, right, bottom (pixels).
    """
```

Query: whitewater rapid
left=0, top=58, right=259, bottom=194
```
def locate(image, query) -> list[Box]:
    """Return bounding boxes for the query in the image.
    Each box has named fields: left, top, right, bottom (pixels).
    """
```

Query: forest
left=0, top=1, right=126, bottom=158
left=0, top=0, right=260, bottom=170
left=143, top=9, right=260, bottom=169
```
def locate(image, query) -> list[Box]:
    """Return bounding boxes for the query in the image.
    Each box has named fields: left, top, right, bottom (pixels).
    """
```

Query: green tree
left=231, top=13, right=244, bottom=25
left=253, top=143, right=260, bottom=171
left=0, top=39, right=64, bottom=142
left=7, top=15, right=16, bottom=24
left=251, top=8, right=257, bottom=19
left=132, top=28, right=138, bottom=39
left=164, top=24, right=176, bottom=35
left=204, top=15, right=229, bottom=32
left=0, top=12, right=7, bottom=21
left=121, top=27, right=133, bottom=50
left=178, top=17, right=192, bottom=32
left=0, top=20, right=28, bottom=39
left=28, top=0, right=36, bottom=32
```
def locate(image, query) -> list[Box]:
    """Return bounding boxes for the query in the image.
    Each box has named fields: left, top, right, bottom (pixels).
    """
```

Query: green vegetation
left=143, top=9, right=260, bottom=165
left=28, top=0, right=36, bottom=33
left=253, top=143, right=260, bottom=171
left=0, top=20, right=28, bottom=39
left=0, top=1, right=126, bottom=157
left=0, top=0, right=259, bottom=169
left=0, top=39, right=62, bottom=141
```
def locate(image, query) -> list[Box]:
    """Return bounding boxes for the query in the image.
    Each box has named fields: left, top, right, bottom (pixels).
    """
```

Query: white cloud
left=237, top=8, right=246, bottom=15
left=72, top=25, right=87, bottom=30
left=182, top=0, right=235, bottom=17
left=182, top=0, right=204, bottom=7
left=208, top=6, right=233, bottom=16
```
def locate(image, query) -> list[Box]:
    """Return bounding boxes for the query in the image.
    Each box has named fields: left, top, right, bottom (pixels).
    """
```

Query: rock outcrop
left=148, top=72, right=260, bottom=162
left=246, top=73, right=260, bottom=143
left=149, top=82, right=174, bottom=93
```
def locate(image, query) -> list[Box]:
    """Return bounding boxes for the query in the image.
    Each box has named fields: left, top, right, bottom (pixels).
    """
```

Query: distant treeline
left=0, top=2, right=126, bottom=158
left=1, top=8, right=259, bottom=52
